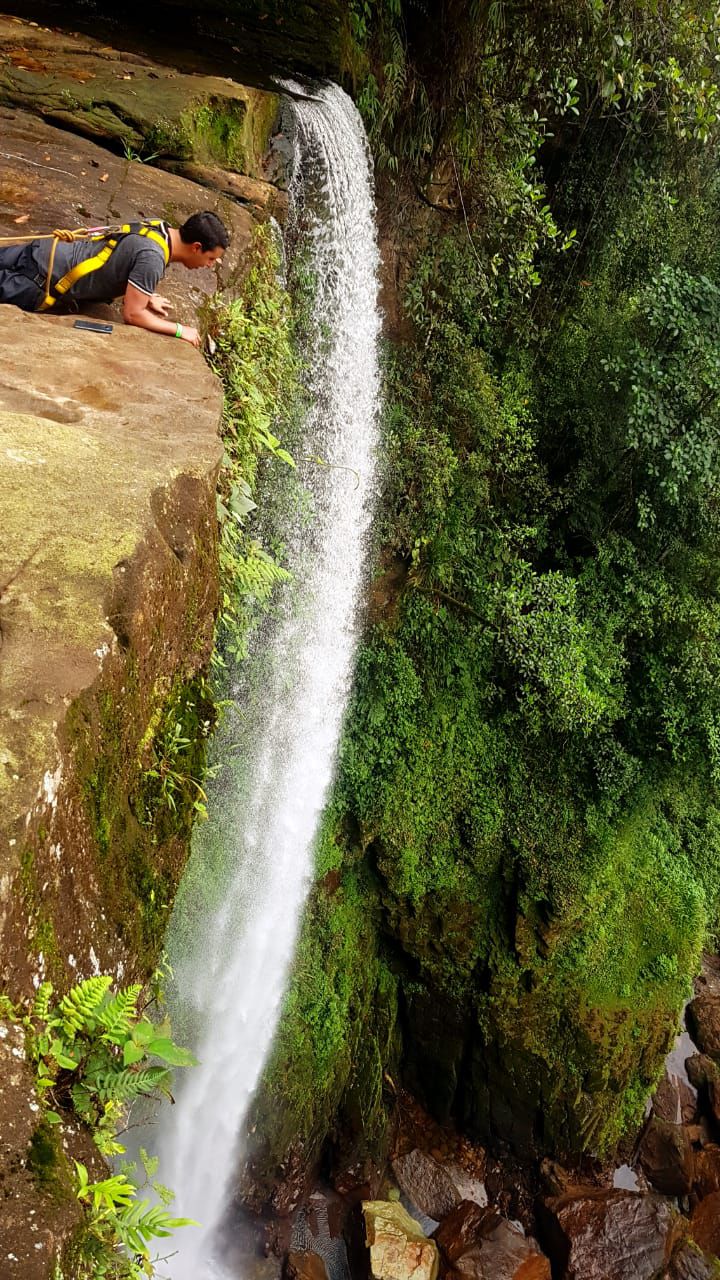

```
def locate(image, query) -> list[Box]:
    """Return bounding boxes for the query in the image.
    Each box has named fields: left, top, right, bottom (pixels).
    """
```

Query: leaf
left=45, top=1110, right=62, bottom=1125
left=147, top=1037, right=197, bottom=1067
left=123, top=1040, right=146, bottom=1067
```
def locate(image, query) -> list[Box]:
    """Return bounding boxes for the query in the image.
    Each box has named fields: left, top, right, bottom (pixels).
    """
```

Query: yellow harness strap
left=39, top=220, right=170, bottom=311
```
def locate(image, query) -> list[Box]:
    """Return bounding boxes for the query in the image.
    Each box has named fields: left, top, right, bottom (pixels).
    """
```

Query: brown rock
left=654, top=1069, right=699, bottom=1125
left=694, top=1145, right=720, bottom=1198
left=285, top=1253, right=328, bottom=1280
left=0, top=14, right=277, bottom=176
left=0, top=107, right=256, bottom=334
left=157, top=160, right=287, bottom=220
left=433, top=1202, right=498, bottom=1263
left=539, top=1159, right=576, bottom=1198
left=639, top=1117, right=696, bottom=1196
left=661, top=1242, right=720, bottom=1279
left=392, top=1150, right=462, bottom=1221
left=691, top=1191, right=720, bottom=1256
left=544, top=1189, right=678, bottom=1280
left=687, top=997, right=720, bottom=1061
left=363, top=1200, right=439, bottom=1280
left=686, top=1057, right=720, bottom=1128
left=450, top=1221, right=550, bottom=1280
left=445, top=1163, right=488, bottom=1208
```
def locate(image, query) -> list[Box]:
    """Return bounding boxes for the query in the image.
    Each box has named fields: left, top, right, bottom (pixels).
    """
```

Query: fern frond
left=114, top=1199, right=197, bottom=1253
left=32, top=981, right=54, bottom=1022
left=58, top=976, right=112, bottom=1035
left=98, top=985, right=142, bottom=1044
left=94, top=1065, right=171, bottom=1104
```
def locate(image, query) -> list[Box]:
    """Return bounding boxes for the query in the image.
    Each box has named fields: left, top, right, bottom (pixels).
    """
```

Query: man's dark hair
left=179, top=211, right=230, bottom=251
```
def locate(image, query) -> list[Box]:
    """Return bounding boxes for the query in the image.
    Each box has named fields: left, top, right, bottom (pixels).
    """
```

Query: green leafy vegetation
left=5, top=977, right=196, bottom=1279
left=202, top=224, right=301, bottom=666
left=253, top=0, right=720, bottom=1166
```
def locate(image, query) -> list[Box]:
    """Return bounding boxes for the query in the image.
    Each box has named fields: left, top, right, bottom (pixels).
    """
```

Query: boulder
left=686, top=1057, right=720, bottom=1129
left=451, top=1221, right=551, bottom=1280
left=691, top=1192, right=720, bottom=1257
left=433, top=1202, right=498, bottom=1264
left=543, top=1189, right=678, bottom=1280
left=687, top=997, right=720, bottom=1062
left=638, top=1118, right=696, bottom=1196
left=363, top=1200, right=439, bottom=1280
left=285, top=1252, right=328, bottom=1280
left=445, top=1164, right=488, bottom=1209
left=654, top=1069, right=698, bottom=1125
left=694, top=1145, right=720, bottom=1198
left=661, top=1242, right=720, bottom=1279
left=392, top=1150, right=462, bottom=1222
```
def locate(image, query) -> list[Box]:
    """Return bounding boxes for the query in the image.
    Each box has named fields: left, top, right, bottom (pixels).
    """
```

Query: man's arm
left=122, top=283, right=200, bottom=347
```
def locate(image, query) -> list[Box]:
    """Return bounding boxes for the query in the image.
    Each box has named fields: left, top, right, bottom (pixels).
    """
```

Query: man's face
left=188, top=242, right=226, bottom=270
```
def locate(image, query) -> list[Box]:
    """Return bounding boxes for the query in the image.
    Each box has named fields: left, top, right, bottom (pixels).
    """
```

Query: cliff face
left=0, top=20, right=286, bottom=1273
left=0, top=308, right=223, bottom=996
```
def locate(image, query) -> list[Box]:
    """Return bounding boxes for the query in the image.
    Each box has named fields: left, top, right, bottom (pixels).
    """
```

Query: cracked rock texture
left=0, top=307, right=223, bottom=994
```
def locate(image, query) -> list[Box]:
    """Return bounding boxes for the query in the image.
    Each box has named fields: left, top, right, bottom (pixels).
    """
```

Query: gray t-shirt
left=32, top=224, right=169, bottom=304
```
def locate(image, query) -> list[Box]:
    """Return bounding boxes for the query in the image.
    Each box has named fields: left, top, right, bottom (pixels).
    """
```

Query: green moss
left=249, top=854, right=399, bottom=1181
left=27, top=1120, right=74, bottom=1201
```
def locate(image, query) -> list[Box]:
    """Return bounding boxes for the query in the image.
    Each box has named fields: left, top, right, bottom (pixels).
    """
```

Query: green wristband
left=175, top=323, right=183, bottom=339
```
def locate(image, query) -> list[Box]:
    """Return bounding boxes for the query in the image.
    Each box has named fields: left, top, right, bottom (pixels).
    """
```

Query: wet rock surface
left=639, top=1117, right=696, bottom=1196
left=691, top=1192, right=720, bottom=1257
left=392, top=1150, right=462, bottom=1222
left=542, top=1188, right=678, bottom=1280
left=285, top=1251, right=330, bottom=1280
left=687, top=997, right=720, bottom=1063
left=434, top=1206, right=550, bottom=1280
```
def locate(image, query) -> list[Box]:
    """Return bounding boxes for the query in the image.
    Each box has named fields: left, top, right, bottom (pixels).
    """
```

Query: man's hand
left=180, top=325, right=201, bottom=348
left=123, top=284, right=201, bottom=348
left=148, top=293, right=172, bottom=317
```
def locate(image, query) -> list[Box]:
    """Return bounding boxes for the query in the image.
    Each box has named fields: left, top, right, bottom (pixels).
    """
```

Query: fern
left=98, top=986, right=142, bottom=1045
left=233, top=541, right=290, bottom=600
left=57, top=976, right=112, bottom=1035
left=113, top=1199, right=197, bottom=1253
left=32, top=981, right=54, bottom=1022
left=92, top=1065, right=171, bottom=1104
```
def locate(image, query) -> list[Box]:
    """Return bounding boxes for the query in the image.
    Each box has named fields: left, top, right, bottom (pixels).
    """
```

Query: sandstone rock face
left=0, top=1016, right=105, bottom=1280
left=87, top=0, right=343, bottom=77
left=393, top=1149, right=462, bottom=1221
left=0, top=106, right=259, bottom=330
left=0, top=306, right=222, bottom=994
left=639, top=1117, right=696, bottom=1196
left=0, top=15, right=278, bottom=175
left=363, top=1200, right=439, bottom=1280
left=687, top=997, right=720, bottom=1062
left=544, top=1189, right=678, bottom=1280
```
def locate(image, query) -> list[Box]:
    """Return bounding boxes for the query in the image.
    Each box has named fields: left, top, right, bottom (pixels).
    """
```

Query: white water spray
left=153, top=83, right=381, bottom=1278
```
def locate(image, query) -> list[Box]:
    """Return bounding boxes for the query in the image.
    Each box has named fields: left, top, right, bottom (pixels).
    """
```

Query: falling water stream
left=151, top=83, right=381, bottom=1278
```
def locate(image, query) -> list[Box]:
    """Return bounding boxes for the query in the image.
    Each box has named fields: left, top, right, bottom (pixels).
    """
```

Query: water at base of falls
left=150, top=83, right=381, bottom=1279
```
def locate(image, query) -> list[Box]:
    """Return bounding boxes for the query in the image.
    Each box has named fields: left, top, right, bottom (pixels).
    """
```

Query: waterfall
left=152, top=82, right=381, bottom=1279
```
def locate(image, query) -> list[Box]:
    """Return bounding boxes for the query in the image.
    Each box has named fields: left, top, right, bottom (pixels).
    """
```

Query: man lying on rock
left=0, top=210, right=229, bottom=348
